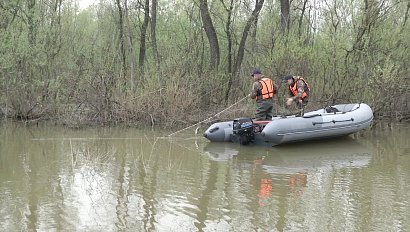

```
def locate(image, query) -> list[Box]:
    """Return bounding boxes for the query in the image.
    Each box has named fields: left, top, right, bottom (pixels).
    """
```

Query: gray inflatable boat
left=203, top=103, right=373, bottom=146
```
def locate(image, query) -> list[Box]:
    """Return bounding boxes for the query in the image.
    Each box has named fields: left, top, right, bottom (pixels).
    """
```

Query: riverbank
left=1, top=102, right=408, bottom=130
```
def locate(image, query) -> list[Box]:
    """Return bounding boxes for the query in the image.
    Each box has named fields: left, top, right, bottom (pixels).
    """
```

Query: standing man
left=283, top=75, right=310, bottom=116
left=249, top=69, right=277, bottom=121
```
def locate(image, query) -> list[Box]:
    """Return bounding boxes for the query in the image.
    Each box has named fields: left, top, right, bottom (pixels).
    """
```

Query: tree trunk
left=298, top=0, right=308, bottom=37
left=27, top=0, right=36, bottom=45
left=220, top=0, right=233, bottom=74
left=226, top=0, right=264, bottom=102
left=403, top=2, right=410, bottom=28
left=139, top=0, right=150, bottom=79
left=233, top=0, right=264, bottom=75
left=115, top=0, right=127, bottom=81
left=280, top=0, right=290, bottom=33
left=398, top=2, right=409, bottom=35
left=221, top=0, right=234, bottom=102
left=150, top=0, right=161, bottom=82
left=124, top=0, right=136, bottom=90
left=199, top=0, right=220, bottom=70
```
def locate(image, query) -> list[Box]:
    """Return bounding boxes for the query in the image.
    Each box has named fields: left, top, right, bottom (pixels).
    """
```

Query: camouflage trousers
left=255, top=98, right=274, bottom=121
left=288, top=99, right=308, bottom=116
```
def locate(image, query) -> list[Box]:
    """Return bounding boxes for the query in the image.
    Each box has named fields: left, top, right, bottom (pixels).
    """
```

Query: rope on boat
left=167, top=95, right=249, bottom=137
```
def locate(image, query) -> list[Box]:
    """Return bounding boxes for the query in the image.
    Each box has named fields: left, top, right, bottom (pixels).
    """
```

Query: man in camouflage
left=249, top=69, right=278, bottom=121
left=283, top=75, right=310, bottom=116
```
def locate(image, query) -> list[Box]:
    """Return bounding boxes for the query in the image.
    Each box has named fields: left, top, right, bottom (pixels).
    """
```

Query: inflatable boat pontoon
left=203, top=103, right=373, bottom=146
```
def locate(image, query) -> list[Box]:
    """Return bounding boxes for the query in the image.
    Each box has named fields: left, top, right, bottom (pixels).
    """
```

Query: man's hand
left=286, top=98, right=293, bottom=106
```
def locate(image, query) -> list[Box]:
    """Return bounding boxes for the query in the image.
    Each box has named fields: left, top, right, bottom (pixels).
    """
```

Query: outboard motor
left=233, top=118, right=254, bottom=145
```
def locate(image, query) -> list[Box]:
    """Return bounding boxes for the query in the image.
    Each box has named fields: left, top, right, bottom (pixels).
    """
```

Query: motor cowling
left=233, top=118, right=254, bottom=145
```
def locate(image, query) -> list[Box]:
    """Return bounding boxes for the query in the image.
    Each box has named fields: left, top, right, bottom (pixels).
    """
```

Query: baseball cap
left=251, top=69, right=262, bottom=76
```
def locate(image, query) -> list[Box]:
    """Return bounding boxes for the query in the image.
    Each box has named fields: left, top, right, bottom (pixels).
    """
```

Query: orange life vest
left=289, top=76, right=310, bottom=101
left=257, top=77, right=275, bottom=100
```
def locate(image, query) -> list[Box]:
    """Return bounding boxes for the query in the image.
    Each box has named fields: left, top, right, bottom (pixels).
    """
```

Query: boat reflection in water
left=203, top=138, right=372, bottom=203
left=202, top=142, right=241, bottom=161
left=261, top=138, right=372, bottom=174
left=203, top=137, right=372, bottom=169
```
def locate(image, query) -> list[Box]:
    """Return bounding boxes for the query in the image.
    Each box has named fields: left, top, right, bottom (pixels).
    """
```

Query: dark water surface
left=1, top=122, right=409, bottom=231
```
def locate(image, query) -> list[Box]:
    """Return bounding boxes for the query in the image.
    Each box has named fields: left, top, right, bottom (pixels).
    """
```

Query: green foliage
left=0, top=0, right=409, bottom=126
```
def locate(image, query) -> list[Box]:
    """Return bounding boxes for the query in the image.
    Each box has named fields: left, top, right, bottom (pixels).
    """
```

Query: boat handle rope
left=312, top=118, right=354, bottom=126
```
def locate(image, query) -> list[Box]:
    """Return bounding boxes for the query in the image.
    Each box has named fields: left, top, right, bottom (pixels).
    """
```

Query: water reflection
left=202, top=138, right=375, bottom=230
left=1, top=123, right=410, bottom=231
left=203, top=138, right=371, bottom=166
left=262, top=139, right=372, bottom=173
left=203, top=143, right=240, bottom=161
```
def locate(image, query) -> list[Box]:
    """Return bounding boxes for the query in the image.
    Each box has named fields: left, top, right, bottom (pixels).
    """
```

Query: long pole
left=167, top=95, right=249, bottom=137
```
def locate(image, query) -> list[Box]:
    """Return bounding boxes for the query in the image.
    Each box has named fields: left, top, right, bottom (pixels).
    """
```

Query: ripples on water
left=0, top=123, right=409, bottom=231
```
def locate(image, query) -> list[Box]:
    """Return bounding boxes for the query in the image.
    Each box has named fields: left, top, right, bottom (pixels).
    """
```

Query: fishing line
left=31, top=137, right=145, bottom=141
left=166, top=95, right=249, bottom=137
